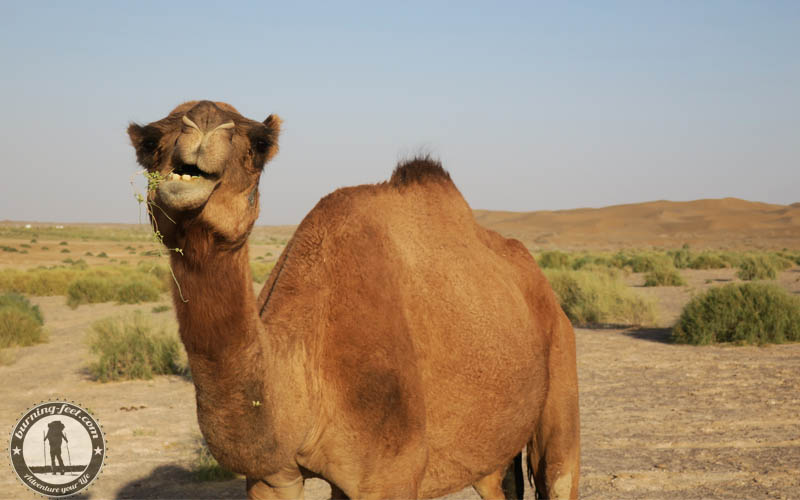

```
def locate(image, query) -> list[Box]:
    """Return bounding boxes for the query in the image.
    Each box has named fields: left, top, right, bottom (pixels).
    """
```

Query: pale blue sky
left=1, top=1, right=798, bottom=224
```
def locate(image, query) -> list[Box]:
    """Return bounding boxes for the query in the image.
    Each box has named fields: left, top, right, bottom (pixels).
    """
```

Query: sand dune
left=3, top=198, right=798, bottom=252
left=473, top=198, right=800, bottom=250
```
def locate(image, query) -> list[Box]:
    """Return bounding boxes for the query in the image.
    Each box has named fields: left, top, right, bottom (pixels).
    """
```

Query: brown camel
left=127, top=100, right=580, bottom=499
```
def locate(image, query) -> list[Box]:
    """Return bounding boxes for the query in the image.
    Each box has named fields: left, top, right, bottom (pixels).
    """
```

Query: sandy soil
left=2, top=270, right=799, bottom=499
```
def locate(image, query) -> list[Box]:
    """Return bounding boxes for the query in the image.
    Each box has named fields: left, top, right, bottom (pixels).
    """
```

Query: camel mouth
left=170, top=163, right=217, bottom=181
left=156, top=165, right=219, bottom=211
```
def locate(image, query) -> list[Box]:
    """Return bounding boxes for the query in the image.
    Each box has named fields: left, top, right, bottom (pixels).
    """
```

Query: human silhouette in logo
left=44, top=420, right=68, bottom=474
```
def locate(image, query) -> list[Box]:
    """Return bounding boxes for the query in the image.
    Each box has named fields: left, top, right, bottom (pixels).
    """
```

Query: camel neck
left=169, top=237, right=260, bottom=360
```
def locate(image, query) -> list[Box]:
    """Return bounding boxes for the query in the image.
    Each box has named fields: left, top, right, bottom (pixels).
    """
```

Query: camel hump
left=389, top=156, right=453, bottom=187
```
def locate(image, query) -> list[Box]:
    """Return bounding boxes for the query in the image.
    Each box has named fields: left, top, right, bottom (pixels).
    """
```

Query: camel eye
left=254, top=138, right=270, bottom=155
left=142, top=139, right=158, bottom=152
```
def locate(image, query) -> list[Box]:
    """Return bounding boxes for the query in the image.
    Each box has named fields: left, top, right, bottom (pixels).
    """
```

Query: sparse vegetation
left=250, top=261, right=275, bottom=283
left=86, top=312, right=186, bottom=382
left=192, top=438, right=235, bottom=481
left=537, top=250, right=572, bottom=269
left=0, top=292, right=46, bottom=349
left=1, top=263, right=170, bottom=305
left=97, top=252, right=108, bottom=258
left=151, top=305, right=170, bottom=313
left=543, top=269, right=656, bottom=326
left=644, top=266, right=686, bottom=287
left=67, top=273, right=164, bottom=308
left=672, top=283, right=800, bottom=345
left=116, top=280, right=162, bottom=304
left=669, top=244, right=692, bottom=269
left=737, top=256, right=778, bottom=281
left=60, top=248, right=70, bottom=253
left=688, top=252, right=729, bottom=270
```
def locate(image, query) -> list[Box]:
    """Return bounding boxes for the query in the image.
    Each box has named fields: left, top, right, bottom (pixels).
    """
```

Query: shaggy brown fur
left=128, top=101, right=580, bottom=499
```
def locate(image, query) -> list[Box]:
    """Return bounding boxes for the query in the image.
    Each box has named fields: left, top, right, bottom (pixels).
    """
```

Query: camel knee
left=247, top=474, right=305, bottom=500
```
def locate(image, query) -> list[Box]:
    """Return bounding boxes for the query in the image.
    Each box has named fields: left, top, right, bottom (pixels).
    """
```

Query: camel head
left=127, top=100, right=281, bottom=247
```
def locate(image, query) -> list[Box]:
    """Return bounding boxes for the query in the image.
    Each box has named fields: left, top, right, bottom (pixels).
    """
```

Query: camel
left=127, top=100, right=580, bottom=499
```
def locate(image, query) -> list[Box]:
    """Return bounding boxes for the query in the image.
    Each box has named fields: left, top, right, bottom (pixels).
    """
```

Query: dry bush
left=672, top=283, right=800, bottom=345
left=736, top=256, right=778, bottom=281
left=0, top=292, right=47, bottom=350
left=644, top=266, right=686, bottom=287
left=544, top=269, right=656, bottom=326
left=87, top=312, right=186, bottom=382
left=251, top=261, right=276, bottom=283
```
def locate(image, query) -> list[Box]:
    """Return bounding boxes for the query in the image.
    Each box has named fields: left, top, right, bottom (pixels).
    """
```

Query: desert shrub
left=644, top=266, right=686, bottom=287
left=0, top=292, right=44, bottom=325
left=117, top=279, right=162, bottom=304
left=41, top=246, right=49, bottom=251
left=537, top=251, right=572, bottom=270
left=85, top=251, right=94, bottom=256
left=607, top=251, right=671, bottom=273
left=60, top=248, right=70, bottom=253
left=250, top=261, right=275, bottom=283
left=569, top=253, right=613, bottom=270
left=672, top=283, right=800, bottom=345
left=0, top=267, right=78, bottom=296
left=151, top=305, right=170, bottom=313
left=736, top=256, right=777, bottom=281
left=544, top=269, right=656, bottom=326
left=59, top=241, right=68, bottom=246
left=2, top=264, right=170, bottom=306
left=87, top=312, right=186, bottom=381
left=775, top=250, right=800, bottom=266
left=20, top=243, right=30, bottom=248
left=766, top=253, right=794, bottom=271
left=1, top=245, right=18, bottom=252
left=66, top=277, right=116, bottom=308
left=97, top=252, right=108, bottom=258
left=62, top=258, right=88, bottom=268
left=193, top=438, right=235, bottom=481
left=689, top=252, right=728, bottom=270
left=0, top=292, right=46, bottom=348
left=668, top=244, right=692, bottom=269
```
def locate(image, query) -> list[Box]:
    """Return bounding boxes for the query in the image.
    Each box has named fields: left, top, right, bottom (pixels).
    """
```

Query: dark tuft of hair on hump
left=390, top=156, right=452, bottom=187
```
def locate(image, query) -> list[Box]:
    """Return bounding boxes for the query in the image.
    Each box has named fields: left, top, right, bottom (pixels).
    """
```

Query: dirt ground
left=2, top=268, right=799, bottom=499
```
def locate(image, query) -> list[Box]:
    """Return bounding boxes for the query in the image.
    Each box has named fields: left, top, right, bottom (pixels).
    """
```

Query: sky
left=0, top=1, right=798, bottom=225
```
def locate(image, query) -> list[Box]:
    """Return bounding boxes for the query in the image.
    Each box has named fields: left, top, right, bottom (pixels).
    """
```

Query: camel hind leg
left=527, top=416, right=579, bottom=499
left=473, top=453, right=524, bottom=500
left=527, top=316, right=580, bottom=499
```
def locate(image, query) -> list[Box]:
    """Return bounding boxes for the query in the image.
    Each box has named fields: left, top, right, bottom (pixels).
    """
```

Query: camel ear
left=260, top=114, right=282, bottom=162
left=263, top=114, right=282, bottom=134
left=127, top=123, right=162, bottom=169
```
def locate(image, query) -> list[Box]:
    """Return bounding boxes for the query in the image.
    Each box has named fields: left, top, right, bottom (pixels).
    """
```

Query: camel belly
left=415, top=318, right=549, bottom=497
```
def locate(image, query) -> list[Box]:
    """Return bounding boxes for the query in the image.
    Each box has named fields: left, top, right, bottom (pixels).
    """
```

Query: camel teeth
left=182, top=174, right=191, bottom=181
left=170, top=173, right=180, bottom=181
